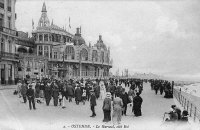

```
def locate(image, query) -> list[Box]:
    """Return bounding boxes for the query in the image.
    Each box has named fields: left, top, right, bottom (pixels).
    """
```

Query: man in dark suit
left=90, top=90, right=97, bottom=117
left=26, top=85, right=36, bottom=110
left=120, top=88, right=130, bottom=116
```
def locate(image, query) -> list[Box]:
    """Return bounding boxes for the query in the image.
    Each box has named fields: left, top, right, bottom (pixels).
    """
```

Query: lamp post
left=60, top=44, right=66, bottom=79
left=79, top=51, right=82, bottom=79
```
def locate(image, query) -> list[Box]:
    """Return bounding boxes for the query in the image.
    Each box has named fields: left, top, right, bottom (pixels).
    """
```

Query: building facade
left=33, top=3, right=112, bottom=80
left=0, top=0, right=18, bottom=84
left=0, top=0, right=48, bottom=84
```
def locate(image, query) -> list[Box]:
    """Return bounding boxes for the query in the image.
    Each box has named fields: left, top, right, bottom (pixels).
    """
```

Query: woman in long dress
left=112, top=94, right=123, bottom=125
left=100, top=81, right=106, bottom=99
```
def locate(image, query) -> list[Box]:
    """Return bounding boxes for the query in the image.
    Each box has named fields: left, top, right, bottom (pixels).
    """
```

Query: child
left=82, top=89, right=86, bottom=105
left=59, top=92, right=62, bottom=106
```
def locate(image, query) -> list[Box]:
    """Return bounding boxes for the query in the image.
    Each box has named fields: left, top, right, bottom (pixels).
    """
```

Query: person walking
left=21, top=81, right=28, bottom=103
left=90, top=90, right=97, bottom=117
left=26, top=85, right=36, bottom=110
left=85, top=83, right=91, bottom=101
left=102, top=92, right=112, bottom=122
left=17, top=80, right=22, bottom=98
left=112, top=94, right=123, bottom=125
left=67, top=83, right=74, bottom=102
left=120, top=88, right=130, bottom=116
left=52, top=82, right=59, bottom=106
left=132, top=93, right=143, bottom=117
left=75, top=85, right=82, bottom=105
left=44, top=81, right=52, bottom=106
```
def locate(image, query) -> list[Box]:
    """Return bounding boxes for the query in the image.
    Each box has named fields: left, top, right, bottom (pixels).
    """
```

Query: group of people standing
left=149, top=79, right=174, bottom=98
left=16, top=77, right=144, bottom=125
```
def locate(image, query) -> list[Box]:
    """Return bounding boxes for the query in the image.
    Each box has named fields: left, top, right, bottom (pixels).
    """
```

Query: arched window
left=44, top=46, right=49, bottom=57
left=1, top=38, right=4, bottom=52
left=65, top=46, right=75, bottom=60
left=44, top=34, right=48, bottom=41
left=8, top=40, right=12, bottom=53
left=39, top=34, right=43, bottom=41
left=106, top=53, right=109, bottom=63
left=92, top=50, right=98, bottom=62
left=80, top=48, right=88, bottom=61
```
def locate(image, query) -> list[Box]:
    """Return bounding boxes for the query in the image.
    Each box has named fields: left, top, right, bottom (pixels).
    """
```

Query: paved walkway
left=0, top=82, right=176, bottom=130
left=0, top=85, right=17, bottom=90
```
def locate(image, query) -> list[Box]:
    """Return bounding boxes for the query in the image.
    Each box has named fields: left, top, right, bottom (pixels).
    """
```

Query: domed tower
left=72, top=28, right=85, bottom=46
left=96, top=35, right=107, bottom=50
left=38, top=2, right=50, bottom=27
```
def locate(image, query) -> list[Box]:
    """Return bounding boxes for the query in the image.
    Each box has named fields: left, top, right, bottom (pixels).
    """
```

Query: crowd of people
left=149, top=79, right=174, bottom=98
left=15, top=77, right=144, bottom=125
left=15, top=77, right=190, bottom=126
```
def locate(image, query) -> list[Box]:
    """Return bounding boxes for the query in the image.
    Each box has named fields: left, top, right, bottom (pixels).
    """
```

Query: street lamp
left=79, top=51, right=82, bottom=79
left=60, top=44, right=67, bottom=79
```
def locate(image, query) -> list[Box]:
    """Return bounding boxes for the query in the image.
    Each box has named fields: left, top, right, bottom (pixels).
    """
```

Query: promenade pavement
left=0, top=82, right=178, bottom=130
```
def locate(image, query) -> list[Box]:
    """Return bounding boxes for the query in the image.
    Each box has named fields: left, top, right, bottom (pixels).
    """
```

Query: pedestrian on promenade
left=26, top=85, right=36, bottom=110
left=44, top=81, right=52, bottom=106
left=17, top=80, right=22, bottom=98
left=121, top=88, right=131, bottom=116
left=94, top=83, right=100, bottom=99
left=112, top=93, right=123, bottom=125
left=82, top=88, right=86, bottom=105
left=21, top=81, right=28, bottom=103
left=102, top=92, right=112, bottom=122
left=90, top=90, right=97, bottom=117
left=128, top=87, right=135, bottom=107
left=85, top=83, right=91, bottom=101
left=75, top=85, right=82, bottom=105
left=52, top=81, right=59, bottom=106
left=132, top=92, right=143, bottom=117
left=154, top=83, right=159, bottom=95
left=35, top=82, right=41, bottom=103
left=67, top=82, right=74, bottom=102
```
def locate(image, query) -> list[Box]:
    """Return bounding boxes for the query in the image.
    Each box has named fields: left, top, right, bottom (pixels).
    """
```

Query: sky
left=15, top=0, right=200, bottom=81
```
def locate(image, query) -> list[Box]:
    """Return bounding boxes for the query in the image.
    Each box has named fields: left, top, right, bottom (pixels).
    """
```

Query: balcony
left=0, top=51, right=19, bottom=61
left=0, top=26, right=17, bottom=37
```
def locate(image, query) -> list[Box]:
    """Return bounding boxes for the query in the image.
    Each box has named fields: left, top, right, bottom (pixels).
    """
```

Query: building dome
left=95, top=35, right=107, bottom=50
left=72, top=28, right=85, bottom=46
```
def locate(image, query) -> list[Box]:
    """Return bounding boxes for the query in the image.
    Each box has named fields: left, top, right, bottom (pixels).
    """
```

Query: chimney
left=99, top=35, right=102, bottom=41
left=76, top=28, right=81, bottom=36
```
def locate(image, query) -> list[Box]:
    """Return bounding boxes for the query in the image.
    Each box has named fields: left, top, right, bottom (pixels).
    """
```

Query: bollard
left=194, top=107, right=196, bottom=122
left=190, top=104, right=192, bottom=117
left=184, top=98, right=186, bottom=109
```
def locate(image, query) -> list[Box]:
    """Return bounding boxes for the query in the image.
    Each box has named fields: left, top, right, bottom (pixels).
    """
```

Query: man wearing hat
left=102, top=92, right=112, bottom=122
left=90, top=89, right=97, bottom=117
left=26, top=85, right=36, bottom=110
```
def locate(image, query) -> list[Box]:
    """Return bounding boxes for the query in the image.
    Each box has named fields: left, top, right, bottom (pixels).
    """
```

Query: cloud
left=15, top=0, right=200, bottom=81
left=156, top=16, right=178, bottom=34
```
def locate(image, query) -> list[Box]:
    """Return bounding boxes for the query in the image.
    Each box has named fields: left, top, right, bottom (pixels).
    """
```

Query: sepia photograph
left=0, top=0, right=200, bottom=130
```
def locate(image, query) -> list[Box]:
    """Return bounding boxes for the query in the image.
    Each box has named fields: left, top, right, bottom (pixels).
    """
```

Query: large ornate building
left=32, top=3, right=112, bottom=80
left=0, top=1, right=112, bottom=85
left=0, top=0, right=48, bottom=85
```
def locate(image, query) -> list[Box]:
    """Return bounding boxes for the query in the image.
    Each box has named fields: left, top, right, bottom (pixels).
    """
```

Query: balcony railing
left=0, top=26, right=17, bottom=36
left=0, top=51, right=19, bottom=60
